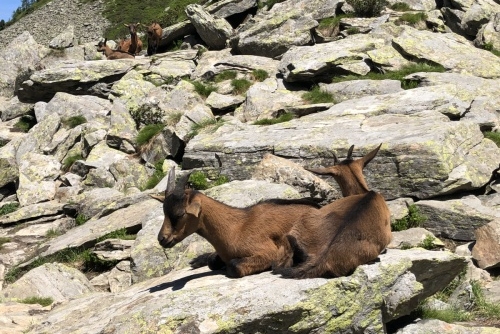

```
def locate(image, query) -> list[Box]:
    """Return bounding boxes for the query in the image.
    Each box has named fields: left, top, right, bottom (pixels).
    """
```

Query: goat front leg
left=226, top=254, right=275, bottom=278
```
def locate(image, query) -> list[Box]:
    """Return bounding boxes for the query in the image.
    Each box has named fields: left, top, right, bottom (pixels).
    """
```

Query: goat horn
left=347, top=145, right=355, bottom=160
left=164, top=167, right=176, bottom=197
left=173, top=171, right=193, bottom=195
left=333, top=152, right=339, bottom=164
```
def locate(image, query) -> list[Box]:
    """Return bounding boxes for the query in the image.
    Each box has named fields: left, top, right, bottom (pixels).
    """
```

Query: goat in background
left=118, top=23, right=143, bottom=55
left=96, top=39, right=134, bottom=60
left=152, top=168, right=323, bottom=278
left=146, top=22, right=162, bottom=56
left=274, top=144, right=393, bottom=278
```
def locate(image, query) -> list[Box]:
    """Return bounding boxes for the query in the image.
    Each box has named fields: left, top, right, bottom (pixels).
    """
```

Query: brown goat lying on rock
left=274, top=144, right=393, bottom=278
left=96, top=39, right=134, bottom=60
left=153, top=169, right=322, bottom=278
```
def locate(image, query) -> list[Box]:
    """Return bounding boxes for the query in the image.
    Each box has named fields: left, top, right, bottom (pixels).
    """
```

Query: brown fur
left=96, top=39, right=135, bottom=60
left=146, top=22, right=162, bottom=56
left=118, top=23, right=143, bottom=55
left=153, top=169, right=322, bottom=278
left=274, top=144, right=393, bottom=278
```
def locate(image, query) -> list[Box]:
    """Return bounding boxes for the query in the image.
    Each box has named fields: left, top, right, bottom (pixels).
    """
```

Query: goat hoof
left=226, top=259, right=244, bottom=278
left=207, top=253, right=226, bottom=270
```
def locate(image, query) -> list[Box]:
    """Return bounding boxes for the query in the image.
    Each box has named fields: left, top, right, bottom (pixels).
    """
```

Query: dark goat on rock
left=152, top=169, right=323, bottom=278
left=146, top=22, right=162, bottom=55
left=274, top=144, right=393, bottom=278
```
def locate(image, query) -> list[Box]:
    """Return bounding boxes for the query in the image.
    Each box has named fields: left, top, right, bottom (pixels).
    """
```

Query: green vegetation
left=188, top=118, right=225, bottom=139
left=192, top=80, right=218, bottom=98
left=396, top=12, right=428, bottom=26
left=0, top=237, right=11, bottom=249
left=253, top=112, right=295, bottom=125
left=19, top=296, right=54, bottom=307
left=346, top=27, right=360, bottom=35
left=346, top=0, right=388, bottom=18
left=391, top=204, right=427, bottom=231
left=0, top=139, right=6, bottom=148
left=143, top=160, right=166, bottom=190
left=470, top=280, right=500, bottom=321
left=231, top=79, right=252, bottom=95
left=62, top=116, right=87, bottom=128
left=136, top=124, right=165, bottom=147
left=332, top=62, right=446, bottom=89
left=97, top=228, right=136, bottom=242
left=130, top=105, right=165, bottom=126
left=45, top=229, right=62, bottom=239
left=302, top=86, right=336, bottom=104
left=166, top=112, right=183, bottom=126
left=484, top=43, right=500, bottom=57
left=417, top=305, right=471, bottom=323
left=13, top=115, right=36, bottom=133
left=259, top=0, right=286, bottom=10
left=418, top=235, right=437, bottom=250
left=251, top=69, right=269, bottom=82
left=484, top=131, right=500, bottom=147
left=62, top=154, right=83, bottom=171
left=214, top=70, right=237, bottom=83
left=75, top=213, right=90, bottom=226
left=188, top=171, right=229, bottom=190
left=0, top=203, right=19, bottom=216
left=390, top=2, right=412, bottom=11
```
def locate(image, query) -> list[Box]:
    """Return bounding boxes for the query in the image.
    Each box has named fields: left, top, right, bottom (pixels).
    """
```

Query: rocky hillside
left=1, top=0, right=500, bottom=333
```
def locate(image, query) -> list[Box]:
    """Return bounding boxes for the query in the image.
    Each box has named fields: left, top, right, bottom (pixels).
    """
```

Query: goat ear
left=361, top=143, right=382, bottom=168
left=306, top=166, right=340, bottom=176
left=186, top=198, right=201, bottom=217
left=150, top=194, right=165, bottom=202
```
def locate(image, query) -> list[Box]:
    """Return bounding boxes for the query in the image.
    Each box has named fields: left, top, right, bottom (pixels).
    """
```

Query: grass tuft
left=62, top=154, right=83, bottom=171
left=484, top=131, right=500, bottom=147
left=346, top=0, right=388, bottom=18
left=251, top=69, right=269, bottom=82
left=253, top=113, right=295, bottom=125
left=0, top=237, right=11, bottom=249
left=231, top=79, right=252, bottom=95
left=62, top=116, right=87, bottom=128
left=0, top=203, right=19, bottom=216
left=136, top=124, right=165, bottom=147
left=143, top=160, right=166, bottom=190
left=302, top=86, right=336, bottom=104
left=13, top=115, right=36, bottom=133
left=214, top=70, right=237, bottom=83
left=396, top=12, right=427, bottom=25
left=75, top=214, right=90, bottom=226
left=19, top=296, right=54, bottom=307
left=188, top=118, right=225, bottom=139
left=390, top=2, right=411, bottom=11
left=188, top=171, right=229, bottom=190
left=392, top=204, right=427, bottom=231
left=191, top=80, right=218, bottom=98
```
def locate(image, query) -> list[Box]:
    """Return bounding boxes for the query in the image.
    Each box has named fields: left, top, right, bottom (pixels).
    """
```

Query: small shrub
left=191, top=80, right=217, bottom=98
left=253, top=113, right=295, bottom=125
left=231, top=79, right=252, bottom=95
left=19, top=296, right=54, bottom=307
left=188, top=171, right=229, bottom=190
left=302, top=86, right=336, bottom=104
left=136, top=124, right=165, bottom=147
left=130, top=105, right=165, bottom=126
left=391, top=204, right=426, bottom=231
left=188, top=118, right=225, bottom=139
left=346, top=0, right=388, bottom=18
left=251, top=69, right=269, bottom=82
left=75, top=214, right=90, bottom=226
left=62, top=154, right=83, bottom=171
left=0, top=237, right=11, bottom=249
left=346, top=27, right=360, bottom=35
left=484, top=131, right=500, bottom=147
left=318, top=16, right=342, bottom=30
left=0, top=203, right=19, bottom=216
left=470, top=280, right=500, bottom=321
left=62, top=116, right=87, bottom=128
left=390, top=2, right=411, bottom=11
left=418, top=235, right=436, bottom=250
left=396, top=12, right=427, bottom=25
left=13, top=115, right=36, bottom=133
left=143, top=160, right=166, bottom=190
left=214, top=70, right=237, bottom=83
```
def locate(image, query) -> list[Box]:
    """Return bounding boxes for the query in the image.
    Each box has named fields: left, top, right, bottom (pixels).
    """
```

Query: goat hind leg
left=227, top=254, right=274, bottom=278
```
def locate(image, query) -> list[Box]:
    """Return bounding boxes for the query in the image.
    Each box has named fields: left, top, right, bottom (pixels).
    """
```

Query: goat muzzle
left=158, top=235, right=177, bottom=248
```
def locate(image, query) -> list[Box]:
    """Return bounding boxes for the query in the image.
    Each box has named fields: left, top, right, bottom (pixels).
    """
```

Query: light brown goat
left=153, top=169, right=322, bottom=278
left=146, top=22, right=162, bottom=56
left=118, top=23, right=143, bottom=55
left=96, top=39, right=135, bottom=60
left=274, top=144, right=393, bottom=278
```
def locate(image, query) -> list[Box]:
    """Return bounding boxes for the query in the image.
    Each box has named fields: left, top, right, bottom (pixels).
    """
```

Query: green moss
left=484, top=131, right=500, bottom=147
left=19, top=296, right=54, bottom=307
left=214, top=70, right=237, bottom=83
left=136, top=124, right=165, bottom=147
left=418, top=235, right=436, bottom=250
left=62, top=154, right=83, bottom=171
left=0, top=203, right=19, bottom=216
left=302, top=86, right=336, bottom=104
left=392, top=205, right=427, bottom=231
left=251, top=69, right=269, bottom=82
left=62, top=116, right=87, bottom=128
left=231, top=78, right=252, bottom=95
left=253, top=112, right=295, bottom=125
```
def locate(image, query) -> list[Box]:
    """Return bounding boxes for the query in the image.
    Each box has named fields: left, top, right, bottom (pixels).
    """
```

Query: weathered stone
left=140, top=50, right=197, bottom=80
left=13, top=217, right=74, bottom=244
left=109, top=158, right=151, bottom=192
left=83, top=167, right=116, bottom=188
left=84, top=141, right=128, bottom=171
left=396, top=319, right=500, bottom=333
left=186, top=4, right=233, bottom=50
left=0, top=201, right=64, bottom=225
left=252, top=153, right=339, bottom=203
left=108, top=261, right=132, bottom=293
left=26, top=249, right=466, bottom=334
left=472, top=219, right=500, bottom=269
left=0, top=302, right=50, bottom=334
left=417, top=196, right=500, bottom=241
left=93, top=239, right=134, bottom=261
left=206, top=0, right=257, bottom=18
left=388, top=228, right=444, bottom=249
left=475, top=12, right=500, bottom=50
left=387, top=197, right=414, bottom=225
left=205, top=92, right=245, bottom=113
left=1, top=263, right=94, bottom=303
left=49, top=25, right=76, bottom=49
left=319, top=79, right=403, bottom=102
left=0, top=96, right=33, bottom=122
left=106, top=99, right=137, bottom=154
left=483, top=280, right=500, bottom=304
